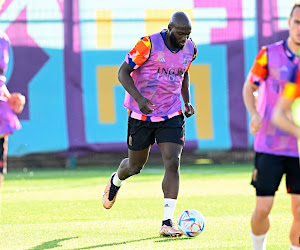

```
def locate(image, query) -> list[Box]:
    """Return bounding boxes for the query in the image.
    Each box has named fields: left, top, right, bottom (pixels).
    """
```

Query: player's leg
left=159, top=142, right=182, bottom=199
left=158, top=142, right=183, bottom=237
left=290, top=194, right=300, bottom=248
left=111, top=147, right=151, bottom=188
left=102, top=148, right=150, bottom=209
left=156, top=115, right=185, bottom=236
left=251, top=196, right=274, bottom=249
left=286, top=156, right=300, bottom=248
left=252, top=197, right=274, bottom=234
left=0, top=136, right=7, bottom=188
left=250, top=153, right=284, bottom=249
left=103, top=117, right=154, bottom=209
left=156, top=115, right=184, bottom=199
left=117, top=147, right=151, bottom=180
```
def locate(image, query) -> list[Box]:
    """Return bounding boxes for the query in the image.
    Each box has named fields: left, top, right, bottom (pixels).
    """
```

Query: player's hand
left=250, top=113, right=262, bottom=135
left=184, top=102, right=195, bottom=118
left=8, top=92, right=26, bottom=114
left=136, top=96, right=155, bottom=115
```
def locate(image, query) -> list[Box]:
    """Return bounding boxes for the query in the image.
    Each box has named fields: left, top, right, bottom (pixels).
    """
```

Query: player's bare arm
left=243, top=80, right=262, bottom=135
left=181, top=71, right=194, bottom=118
left=1, top=84, right=11, bottom=98
left=118, top=62, right=154, bottom=115
left=272, top=96, right=300, bottom=138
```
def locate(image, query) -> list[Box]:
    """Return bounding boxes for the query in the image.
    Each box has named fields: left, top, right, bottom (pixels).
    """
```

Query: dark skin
left=117, top=12, right=194, bottom=199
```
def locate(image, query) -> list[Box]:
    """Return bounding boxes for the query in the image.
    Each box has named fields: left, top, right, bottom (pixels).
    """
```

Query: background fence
left=1, top=0, right=296, bottom=157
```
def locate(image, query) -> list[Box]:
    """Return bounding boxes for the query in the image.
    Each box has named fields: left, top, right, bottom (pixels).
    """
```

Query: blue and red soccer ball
left=177, top=209, right=205, bottom=237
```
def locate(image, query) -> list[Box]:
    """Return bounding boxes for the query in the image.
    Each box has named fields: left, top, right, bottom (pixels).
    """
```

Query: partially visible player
left=102, top=11, right=197, bottom=237
left=272, top=65, right=300, bottom=138
left=243, top=2, right=300, bottom=249
left=0, top=31, right=25, bottom=188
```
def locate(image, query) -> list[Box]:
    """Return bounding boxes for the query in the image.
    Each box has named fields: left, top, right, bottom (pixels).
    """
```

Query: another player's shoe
left=102, top=172, right=120, bottom=209
left=159, top=220, right=182, bottom=237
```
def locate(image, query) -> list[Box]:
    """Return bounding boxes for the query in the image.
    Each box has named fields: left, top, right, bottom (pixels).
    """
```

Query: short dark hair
left=290, top=2, right=300, bottom=17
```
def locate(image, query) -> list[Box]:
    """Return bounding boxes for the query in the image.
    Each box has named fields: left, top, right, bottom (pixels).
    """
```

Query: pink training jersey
left=247, top=40, right=298, bottom=157
left=124, top=30, right=197, bottom=121
left=0, top=32, right=21, bottom=136
left=0, top=32, right=9, bottom=75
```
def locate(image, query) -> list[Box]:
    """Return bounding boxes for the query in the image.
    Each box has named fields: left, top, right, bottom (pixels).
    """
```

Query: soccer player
left=242, top=3, right=300, bottom=249
left=272, top=65, right=300, bottom=250
left=102, top=11, right=197, bottom=237
left=0, top=32, right=25, bottom=188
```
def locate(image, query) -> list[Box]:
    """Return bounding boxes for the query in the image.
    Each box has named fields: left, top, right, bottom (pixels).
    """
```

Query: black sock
left=162, top=219, right=172, bottom=227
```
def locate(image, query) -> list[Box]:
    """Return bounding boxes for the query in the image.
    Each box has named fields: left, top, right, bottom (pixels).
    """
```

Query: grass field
left=0, top=163, right=292, bottom=249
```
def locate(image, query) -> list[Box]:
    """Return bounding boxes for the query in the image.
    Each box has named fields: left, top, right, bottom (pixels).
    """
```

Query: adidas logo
left=159, top=57, right=166, bottom=63
left=164, top=204, right=170, bottom=207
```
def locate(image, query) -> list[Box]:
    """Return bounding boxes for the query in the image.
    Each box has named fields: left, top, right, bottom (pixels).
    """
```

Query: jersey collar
left=161, top=30, right=180, bottom=53
left=283, top=40, right=298, bottom=63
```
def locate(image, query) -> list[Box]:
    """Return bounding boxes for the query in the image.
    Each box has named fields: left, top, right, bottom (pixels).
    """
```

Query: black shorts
left=251, top=152, right=300, bottom=196
left=127, top=114, right=185, bottom=151
left=0, top=136, right=7, bottom=174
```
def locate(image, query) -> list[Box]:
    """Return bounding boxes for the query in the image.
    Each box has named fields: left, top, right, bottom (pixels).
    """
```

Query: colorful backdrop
left=1, top=0, right=295, bottom=156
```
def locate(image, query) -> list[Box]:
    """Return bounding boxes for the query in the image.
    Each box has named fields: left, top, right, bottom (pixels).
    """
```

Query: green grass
left=0, top=164, right=292, bottom=249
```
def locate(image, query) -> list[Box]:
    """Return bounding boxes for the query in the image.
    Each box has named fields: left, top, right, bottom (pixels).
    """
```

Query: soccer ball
left=177, top=209, right=205, bottom=237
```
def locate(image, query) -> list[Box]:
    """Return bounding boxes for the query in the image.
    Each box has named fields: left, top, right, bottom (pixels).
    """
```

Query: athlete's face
left=168, top=25, right=191, bottom=49
left=289, top=7, right=300, bottom=46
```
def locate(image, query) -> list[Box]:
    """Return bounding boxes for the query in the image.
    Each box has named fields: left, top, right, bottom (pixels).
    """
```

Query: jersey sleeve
left=246, top=46, right=268, bottom=86
left=185, top=39, right=197, bottom=72
left=125, top=36, right=151, bottom=70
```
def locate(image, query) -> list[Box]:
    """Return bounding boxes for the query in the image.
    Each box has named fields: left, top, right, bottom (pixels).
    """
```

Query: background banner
left=1, top=0, right=293, bottom=156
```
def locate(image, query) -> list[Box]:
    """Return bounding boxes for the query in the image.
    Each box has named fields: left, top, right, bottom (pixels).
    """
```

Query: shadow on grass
left=154, top=237, right=192, bottom=243
left=29, top=237, right=78, bottom=250
left=73, top=236, right=192, bottom=249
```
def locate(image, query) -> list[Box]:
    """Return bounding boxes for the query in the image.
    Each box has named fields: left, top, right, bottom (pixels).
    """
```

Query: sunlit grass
left=0, top=164, right=291, bottom=249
